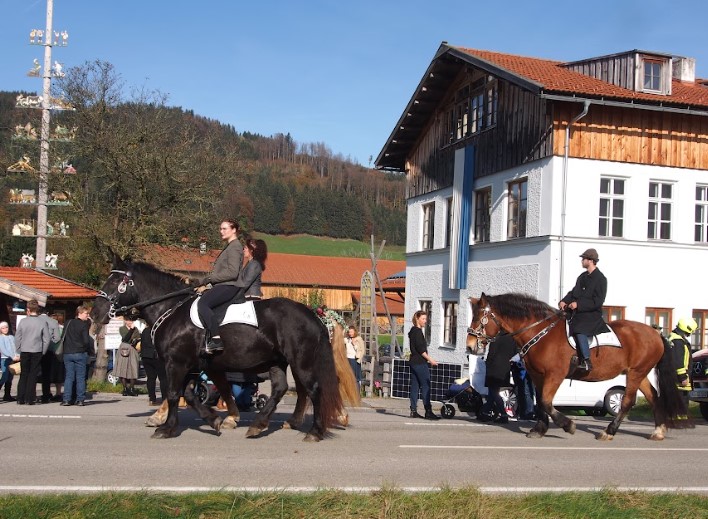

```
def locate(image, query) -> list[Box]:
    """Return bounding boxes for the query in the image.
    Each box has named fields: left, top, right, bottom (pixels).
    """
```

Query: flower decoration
left=313, top=305, right=347, bottom=336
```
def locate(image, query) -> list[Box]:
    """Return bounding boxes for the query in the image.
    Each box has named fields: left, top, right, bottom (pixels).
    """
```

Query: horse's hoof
left=526, top=430, right=544, bottom=439
left=281, top=421, right=292, bottom=430
left=145, top=418, right=158, bottom=427
left=222, top=416, right=238, bottom=429
left=563, top=421, right=576, bottom=435
left=212, top=416, right=223, bottom=435
left=649, top=432, right=665, bottom=441
left=597, top=431, right=614, bottom=441
left=303, top=433, right=322, bottom=442
left=245, top=425, right=264, bottom=438
left=151, top=429, right=172, bottom=439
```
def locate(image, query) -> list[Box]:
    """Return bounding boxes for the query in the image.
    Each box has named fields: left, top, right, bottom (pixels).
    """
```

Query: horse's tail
left=313, top=324, right=348, bottom=430
left=331, top=323, right=362, bottom=407
left=655, top=335, right=694, bottom=429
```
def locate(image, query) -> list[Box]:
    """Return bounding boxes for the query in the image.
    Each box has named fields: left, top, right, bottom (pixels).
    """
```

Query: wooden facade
left=263, top=285, right=354, bottom=311
left=381, top=45, right=708, bottom=199
left=553, top=103, right=708, bottom=169
left=407, top=74, right=554, bottom=198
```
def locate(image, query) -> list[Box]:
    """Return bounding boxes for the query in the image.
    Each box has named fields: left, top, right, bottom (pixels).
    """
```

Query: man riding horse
left=558, top=248, right=609, bottom=372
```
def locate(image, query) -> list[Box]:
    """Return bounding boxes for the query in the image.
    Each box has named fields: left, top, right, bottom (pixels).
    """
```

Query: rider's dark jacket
left=561, top=267, right=610, bottom=336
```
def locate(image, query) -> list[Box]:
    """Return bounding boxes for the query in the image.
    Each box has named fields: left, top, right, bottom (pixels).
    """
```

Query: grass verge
left=252, top=232, right=405, bottom=260
left=1, top=488, right=707, bottom=519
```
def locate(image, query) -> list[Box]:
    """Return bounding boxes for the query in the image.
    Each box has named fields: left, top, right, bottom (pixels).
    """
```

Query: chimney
left=672, top=56, right=696, bottom=82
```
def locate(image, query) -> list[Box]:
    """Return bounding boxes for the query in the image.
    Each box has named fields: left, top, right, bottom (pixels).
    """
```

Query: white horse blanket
left=189, top=298, right=258, bottom=329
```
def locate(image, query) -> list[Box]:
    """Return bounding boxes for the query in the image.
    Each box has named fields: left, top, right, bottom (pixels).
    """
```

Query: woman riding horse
left=92, top=256, right=359, bottom=441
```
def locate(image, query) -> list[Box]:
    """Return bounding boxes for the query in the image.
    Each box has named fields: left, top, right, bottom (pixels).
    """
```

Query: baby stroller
left=440, top=377, right=484, bottom=419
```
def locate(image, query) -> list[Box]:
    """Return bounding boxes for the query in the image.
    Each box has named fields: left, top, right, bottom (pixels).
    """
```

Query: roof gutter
left=540, top=93, right=708, bottom=117
left=559, top=100, right=590, bottom=302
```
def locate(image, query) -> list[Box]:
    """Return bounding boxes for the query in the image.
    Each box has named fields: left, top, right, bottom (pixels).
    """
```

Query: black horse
left=91, top=256, right=356, bottom=441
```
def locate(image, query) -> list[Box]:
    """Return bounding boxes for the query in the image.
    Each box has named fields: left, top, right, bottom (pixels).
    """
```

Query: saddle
left=565, top=323, right=621, bottom=378
left=190, top=296, right=258, bottom=329
left=565, top=322, right=622, bottom=349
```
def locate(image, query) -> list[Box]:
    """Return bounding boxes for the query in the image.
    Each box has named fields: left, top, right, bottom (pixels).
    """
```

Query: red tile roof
left=142, top=246, right=405, bottom=289
left=0, top=267, right=98, bottom=302
left=456, top=47, right=708, bottom=108
left=352, top=290, right=405, bottom=316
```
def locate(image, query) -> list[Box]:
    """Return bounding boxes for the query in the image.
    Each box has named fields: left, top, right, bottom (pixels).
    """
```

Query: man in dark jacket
left=559, top=248, right=609, bottom=372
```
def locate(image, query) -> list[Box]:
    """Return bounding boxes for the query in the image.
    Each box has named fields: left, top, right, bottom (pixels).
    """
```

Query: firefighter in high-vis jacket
left=669, top=317, right=697, bottom=414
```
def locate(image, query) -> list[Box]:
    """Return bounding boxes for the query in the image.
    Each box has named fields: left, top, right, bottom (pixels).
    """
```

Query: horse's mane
left=129, top=260, right=191, bottom=293
left=487, top=292, right=556, bottom=320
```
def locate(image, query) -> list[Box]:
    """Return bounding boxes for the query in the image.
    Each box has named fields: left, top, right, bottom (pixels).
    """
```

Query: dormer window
left=643, top=60, right=662, bottom=92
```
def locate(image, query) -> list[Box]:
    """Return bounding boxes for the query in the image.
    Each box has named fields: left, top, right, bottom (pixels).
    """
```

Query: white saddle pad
left=190, top=298, right=258, bottom=329
left=566, top=322, right=622, bottom=349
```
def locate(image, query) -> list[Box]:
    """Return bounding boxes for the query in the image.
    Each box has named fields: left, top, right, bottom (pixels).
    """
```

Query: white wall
left=405, top=156, right=708, bottom=365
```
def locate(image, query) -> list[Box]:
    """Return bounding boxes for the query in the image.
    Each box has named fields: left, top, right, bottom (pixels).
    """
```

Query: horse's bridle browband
left=467, top=305, right=565, bottom=357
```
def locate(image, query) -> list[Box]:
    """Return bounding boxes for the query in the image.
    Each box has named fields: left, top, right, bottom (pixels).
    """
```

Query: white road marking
left=400, top=445, right=708, bottom=451
left=404, top=421, right=487, bottom=427
left=0, top=414, right=81, bottom=419
left=0, top=485, right=707, bottom=494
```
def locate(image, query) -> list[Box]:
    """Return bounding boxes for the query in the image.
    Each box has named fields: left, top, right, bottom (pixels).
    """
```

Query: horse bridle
left=467, top=305, right=565, bottom=357
left=96, top=269, right=135, bottom=319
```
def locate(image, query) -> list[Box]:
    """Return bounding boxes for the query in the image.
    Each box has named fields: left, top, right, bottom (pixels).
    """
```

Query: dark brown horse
left=467, top=293, right=692, bottom=441
left=91, top=257, right=359, bottom=441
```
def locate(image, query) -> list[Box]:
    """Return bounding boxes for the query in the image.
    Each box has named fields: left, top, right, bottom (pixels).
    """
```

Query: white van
left=468, top=355, right=647, bottom=417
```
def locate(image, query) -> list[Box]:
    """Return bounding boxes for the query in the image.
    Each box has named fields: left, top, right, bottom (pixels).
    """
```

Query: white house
left=377, top=44, right=708, bottom=365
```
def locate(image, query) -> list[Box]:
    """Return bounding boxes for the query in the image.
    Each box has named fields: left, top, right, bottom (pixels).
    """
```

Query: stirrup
left=205, top=337, right=224, bottom=354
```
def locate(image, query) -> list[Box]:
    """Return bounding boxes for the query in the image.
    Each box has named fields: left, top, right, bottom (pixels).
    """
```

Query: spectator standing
left=38, top=311, right=62, bottom=403
left=115, top=318, right=141, bottom=396
left=408, top=310, right=440, bottom=420
left=345, top=325, right=366, bottom=391
left=139, top=326, right=166, bottom=406
left=0, top=321, right=19, bottom=401
left=510, top=353, right=536, bottom=420
left=61, top=306, right=94, bottom=406
left=15, top=299, right=50, bottom=405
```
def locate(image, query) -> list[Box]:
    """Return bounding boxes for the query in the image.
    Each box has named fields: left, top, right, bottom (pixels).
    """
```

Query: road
left=2, top=395, right=708, bottom=493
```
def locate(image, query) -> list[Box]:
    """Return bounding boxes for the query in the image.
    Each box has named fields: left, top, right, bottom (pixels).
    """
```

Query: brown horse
left=467, top=293, right=692, bottom=441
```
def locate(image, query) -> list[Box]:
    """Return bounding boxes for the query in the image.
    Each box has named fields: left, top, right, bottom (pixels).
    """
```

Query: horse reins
left=467, top=305, right=565, bottom=357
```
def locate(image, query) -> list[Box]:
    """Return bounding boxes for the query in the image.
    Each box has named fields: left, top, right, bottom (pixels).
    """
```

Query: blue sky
left=2, top=0, right=707, bottom=166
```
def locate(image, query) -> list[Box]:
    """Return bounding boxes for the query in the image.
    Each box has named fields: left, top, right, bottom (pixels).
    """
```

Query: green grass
left=1, top=489, right=707, bottom=518
left=252, top=232, right=405, bottom=260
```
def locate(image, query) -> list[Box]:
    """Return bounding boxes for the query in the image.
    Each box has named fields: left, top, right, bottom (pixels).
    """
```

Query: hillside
left=0, top=70, right=407, bottom=280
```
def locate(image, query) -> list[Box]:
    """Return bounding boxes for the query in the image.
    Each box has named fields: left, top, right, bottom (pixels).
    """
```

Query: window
left=422, top=202, right=435, bottom=250
left=474, top=188, right=491, bottom=243
left=602, top=306, right=625, bottom=322
left=648, top=182, right=672, bottom=240
left=441, top=77, right=498, bottom=146
left=419, top=300, right=432, bottom=343
left=443, top=302, right=458, bottom=346
left=695, top=186, right=708, bottom=243
left=693, top=310, right=708, bottom=351
left=507, top=179, right=527, bottom=239
left=645, top=308, right=672, bottom=335
left=599, top=177, right=625, bottom=237
left=445, top=197, right=453, bottom=248
left=643, top=61, right=662, bottom=92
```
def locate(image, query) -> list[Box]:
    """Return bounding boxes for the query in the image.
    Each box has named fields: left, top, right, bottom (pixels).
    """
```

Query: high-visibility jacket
left=669, top=331, right=692, bottom=391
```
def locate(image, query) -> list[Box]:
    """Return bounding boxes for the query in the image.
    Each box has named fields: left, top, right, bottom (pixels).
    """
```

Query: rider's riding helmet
left=677, top=317, right=698, bottom=335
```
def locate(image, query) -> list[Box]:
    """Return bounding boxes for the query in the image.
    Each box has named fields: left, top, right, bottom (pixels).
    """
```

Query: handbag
left=54, top=321, right=71, bottom=360
left=119, top=341, right=132, bottom=357
left=8, top=362, right=21, bottom=375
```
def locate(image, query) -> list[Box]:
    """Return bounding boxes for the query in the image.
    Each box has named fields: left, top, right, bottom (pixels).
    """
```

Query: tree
left=52, top=61, right=218, bottom=263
